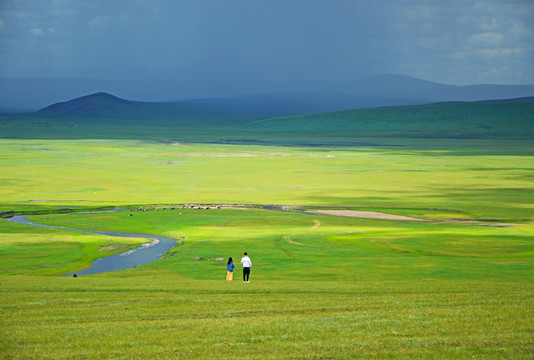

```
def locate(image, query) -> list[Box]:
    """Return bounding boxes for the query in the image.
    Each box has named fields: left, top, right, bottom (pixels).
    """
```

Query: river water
left=6, top=212, right=179, bottom=276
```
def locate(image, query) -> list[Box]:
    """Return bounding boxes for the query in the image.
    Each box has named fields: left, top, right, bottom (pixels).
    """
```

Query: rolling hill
left=1, top=92, right=533, bottom=144
left=249, top=100, right=534, bottom=140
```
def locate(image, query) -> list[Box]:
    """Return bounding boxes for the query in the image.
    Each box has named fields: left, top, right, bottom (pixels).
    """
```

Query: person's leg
left=229, top=271, right=233, bottom=282
left=244, top=267, right=250, bottom=282
left=226, top=271, right=231, bottom=282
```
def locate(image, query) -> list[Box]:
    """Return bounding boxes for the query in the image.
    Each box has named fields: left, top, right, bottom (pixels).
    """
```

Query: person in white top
left=241, top=252, right=252, bottom=283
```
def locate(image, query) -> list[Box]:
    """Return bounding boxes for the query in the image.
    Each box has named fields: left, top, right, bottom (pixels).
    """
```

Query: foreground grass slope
left=1, top=275, right=532, bottom=359
left=1, top=206, right=533, bottom=359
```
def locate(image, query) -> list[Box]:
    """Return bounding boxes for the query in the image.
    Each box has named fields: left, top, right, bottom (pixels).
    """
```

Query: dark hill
left=38, top=92, right=130, bottom=116
left=36, top=92, right=323, bottom=121
left=38, top=91, right=409, bottom=121
left=35, top=92, right=258, bottom=123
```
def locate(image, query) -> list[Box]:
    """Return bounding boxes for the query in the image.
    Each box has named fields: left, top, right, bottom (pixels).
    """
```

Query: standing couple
left=226, top=252, right=252, bottom=283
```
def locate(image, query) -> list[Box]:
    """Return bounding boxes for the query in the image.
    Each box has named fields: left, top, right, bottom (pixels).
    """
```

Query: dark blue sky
left=0, top=0, right=533, bottom=90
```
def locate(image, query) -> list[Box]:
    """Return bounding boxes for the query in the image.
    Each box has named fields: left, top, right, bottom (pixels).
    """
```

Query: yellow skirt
left=226, top=271, right=234, bottom=282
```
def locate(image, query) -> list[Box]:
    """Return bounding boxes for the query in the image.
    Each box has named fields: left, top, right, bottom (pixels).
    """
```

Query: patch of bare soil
left=312, top=210, right=425, bottom=221
left=99, top=244, right=122, bottom=252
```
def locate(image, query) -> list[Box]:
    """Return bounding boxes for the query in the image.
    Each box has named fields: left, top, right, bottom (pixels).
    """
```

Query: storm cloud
left=0, top=0, right=532, bottom=96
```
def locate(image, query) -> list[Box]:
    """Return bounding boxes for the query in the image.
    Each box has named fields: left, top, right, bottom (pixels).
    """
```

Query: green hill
left=249, top=100, right=534, bottom=140
left=1, top=94, right=533, bottom=144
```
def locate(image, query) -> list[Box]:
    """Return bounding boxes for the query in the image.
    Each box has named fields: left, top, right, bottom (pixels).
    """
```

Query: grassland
left=1, top=132, right=533, bottom=358
left=19, top=208, right=531, bottom=281
left=1, top=139, right=533, bottom=219
left=2, top=275, right=532, bottom=359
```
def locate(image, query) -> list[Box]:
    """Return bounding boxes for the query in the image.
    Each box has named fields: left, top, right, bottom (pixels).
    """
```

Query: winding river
left=6, top=211, right=179, bottom=276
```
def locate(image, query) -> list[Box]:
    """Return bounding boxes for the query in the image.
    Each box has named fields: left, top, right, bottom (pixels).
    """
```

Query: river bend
left=6, top=213, right=179, bottom=276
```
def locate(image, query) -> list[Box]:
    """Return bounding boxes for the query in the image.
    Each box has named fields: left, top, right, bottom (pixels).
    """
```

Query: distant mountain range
left=343, top=74, right=534, bottom=102
left=2, top=74, right=534, bottom=114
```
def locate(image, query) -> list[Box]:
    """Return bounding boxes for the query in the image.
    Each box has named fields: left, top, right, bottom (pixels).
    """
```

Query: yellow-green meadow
left=1, top=137, right=533, bottom=359
left=1, top=138, right=533, bottom=218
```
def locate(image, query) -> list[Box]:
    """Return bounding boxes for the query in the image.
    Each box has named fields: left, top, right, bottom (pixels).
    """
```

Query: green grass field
left=1, top=138, right=533, bottom=219
left=1, top=135, right=533, bottom=358
left=21, top=208, right=534, bottom=281
left=2, top=275, right=532, bottom=359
